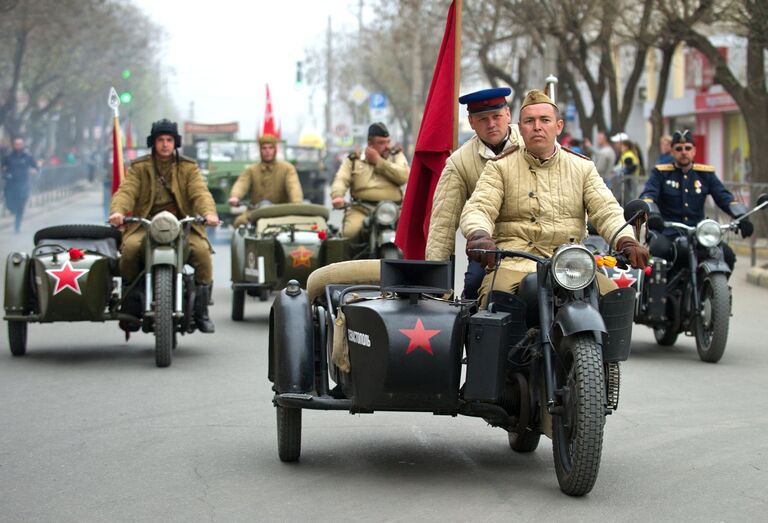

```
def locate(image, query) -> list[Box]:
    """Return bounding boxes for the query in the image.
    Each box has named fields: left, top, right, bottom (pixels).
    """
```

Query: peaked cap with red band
left=459, top=87, right=511, bottom=114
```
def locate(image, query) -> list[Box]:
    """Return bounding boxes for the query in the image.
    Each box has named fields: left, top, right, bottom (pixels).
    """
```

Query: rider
left=460, top=89, right=649, bottom=308
left=108, top=119, right=220, bottom=333
left=227, top=134, right=303, bottom=227
left=426, top=87, right=521, bottom=299
left=640, top=128, right=753, bottom=271
left=330, top=122, right=409, bottom=241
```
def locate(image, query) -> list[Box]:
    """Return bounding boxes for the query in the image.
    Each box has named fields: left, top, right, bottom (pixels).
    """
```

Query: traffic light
left=119, top=91, right=133, bottom=104
left=295, top=61, right=303, bottom=86
left=121, top=69, right=132, bottom=79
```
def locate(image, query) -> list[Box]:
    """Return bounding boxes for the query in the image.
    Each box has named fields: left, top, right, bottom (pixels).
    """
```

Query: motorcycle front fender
left=150, top=246, right=177, bottom=267
left=552, top=301, right=607, bottom=339
left=699, top=258, right=731, bottom=276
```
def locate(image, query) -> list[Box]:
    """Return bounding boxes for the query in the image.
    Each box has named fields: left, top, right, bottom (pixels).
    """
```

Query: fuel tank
left=342, top=297, right=466, bottom=413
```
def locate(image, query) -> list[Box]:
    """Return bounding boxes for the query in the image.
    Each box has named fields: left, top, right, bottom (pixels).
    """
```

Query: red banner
left=111, top=116, right=125, bottom=195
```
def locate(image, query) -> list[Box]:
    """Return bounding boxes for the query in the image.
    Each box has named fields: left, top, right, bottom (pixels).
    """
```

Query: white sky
left=132, top=0, right=361, bottom=141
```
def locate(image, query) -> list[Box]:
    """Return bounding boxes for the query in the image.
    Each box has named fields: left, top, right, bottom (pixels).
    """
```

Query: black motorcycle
left=342, top=199, right=402, bottom=259
left=637, top=194, right=768, bottom=362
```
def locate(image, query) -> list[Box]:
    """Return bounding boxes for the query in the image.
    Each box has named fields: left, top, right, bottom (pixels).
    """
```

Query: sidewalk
left=731, top=240, right=768, bottom=289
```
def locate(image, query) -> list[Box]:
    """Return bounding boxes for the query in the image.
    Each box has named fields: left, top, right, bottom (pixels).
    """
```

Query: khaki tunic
left=426, top=125, right=521, bottom=261
left=230, top=160, right=303, bottom=204
left=110, top=154, right=217, bottom=284
left=460, top=147, right=633, bottom=275
left=330, top=151, right=409, bottom=202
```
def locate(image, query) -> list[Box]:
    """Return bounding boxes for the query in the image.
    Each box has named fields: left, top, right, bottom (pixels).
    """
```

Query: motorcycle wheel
left=508, top=430, right=540, bottom=453
left=653, top=325, right=678, bottom=346
left=695, top=273, right=730, bottom=363
left=232, top=288, right=245, bottom=321
left=378, top=244, right=402, bottom=260
left=552, top=333, right=605, bottom=497
left=276, top=406, right=302, bottom=462
left=8, top=321, right=27, bottom=356
left=154, top=266, right=174, bottom=368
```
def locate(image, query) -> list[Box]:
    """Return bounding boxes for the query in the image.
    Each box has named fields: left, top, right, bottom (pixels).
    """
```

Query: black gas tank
left=342, top=298, right=465, bottom=413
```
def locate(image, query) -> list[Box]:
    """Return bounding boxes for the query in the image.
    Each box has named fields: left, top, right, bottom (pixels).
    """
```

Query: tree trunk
left=648, top=44, right=676, bottom=166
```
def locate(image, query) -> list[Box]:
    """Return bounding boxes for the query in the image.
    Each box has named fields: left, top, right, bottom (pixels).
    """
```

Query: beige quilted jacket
left=460, top=147, right=632, bottom=273
left=425, top=125, right=521, bottom=260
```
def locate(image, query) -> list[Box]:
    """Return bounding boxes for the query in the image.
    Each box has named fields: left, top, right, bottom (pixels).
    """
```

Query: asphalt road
left=1, top=187, right=767, bottom=522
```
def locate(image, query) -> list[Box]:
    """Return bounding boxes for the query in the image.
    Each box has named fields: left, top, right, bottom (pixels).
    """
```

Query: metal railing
left=1, top=164, right=91, bottom=216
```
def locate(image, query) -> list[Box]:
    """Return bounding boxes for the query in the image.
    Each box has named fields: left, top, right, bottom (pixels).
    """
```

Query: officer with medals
left=330, top=122, right=409, bottom=240
left=109, top=119, right=219, bottom=333
left=640, top=129, right=753, bottom=270
left=426, top=87, right=521, bottom=298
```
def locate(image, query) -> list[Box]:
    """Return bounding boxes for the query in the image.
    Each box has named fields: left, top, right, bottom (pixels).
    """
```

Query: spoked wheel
left=8, top=321, right=28, bottom=356
left=508, top=429, right=540, bottom=453
left=653, top=325, right=678, bottom=346
left=552, top=334, right=606, bottom=496
left=695, top=273, right=730, bottom=363
left=276, top=406, right=302, bottom=462
left=154, top=266, right=174, bottom=368
left=232, top=288, right=245, bottom=321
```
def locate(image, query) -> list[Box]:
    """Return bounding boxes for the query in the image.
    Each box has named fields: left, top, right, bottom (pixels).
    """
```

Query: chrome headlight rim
left=551, top=244, right=596, bottom=291
left=374, top=201, right=399, bottom=226
left=149, top=211, right=181, bottom=244
left=695, top=219, right=722, bottom=248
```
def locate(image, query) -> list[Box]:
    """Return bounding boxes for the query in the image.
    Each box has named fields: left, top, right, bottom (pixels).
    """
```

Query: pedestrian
left=611, top=133, right=640, bottom=203
left=227, top=134, right=303, bottom=227
left=330, top=122, right=409, bottom=240
left=592, top=131, right=616, bottom=184
left=426, top=87, right=521, bottom=298
left=461, top=89, right=648, bottom=308
left=656, top=134, right=673, bottom=165
left=1, top=137, right=38, bottom=233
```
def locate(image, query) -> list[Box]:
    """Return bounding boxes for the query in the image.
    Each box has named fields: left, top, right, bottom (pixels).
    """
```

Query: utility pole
left=325, top=16, right=332, bottom=146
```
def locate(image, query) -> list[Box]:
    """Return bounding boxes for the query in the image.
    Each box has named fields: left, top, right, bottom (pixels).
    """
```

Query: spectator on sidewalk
left=1, top=137, right=38, bottom=233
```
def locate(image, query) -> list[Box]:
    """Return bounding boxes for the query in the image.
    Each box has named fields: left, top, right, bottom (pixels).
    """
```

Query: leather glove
left=466, top=231, right=497, bottom=269
left=737, top=217, right=754, bottom=238
left=616, top=236, right=649, bottom=269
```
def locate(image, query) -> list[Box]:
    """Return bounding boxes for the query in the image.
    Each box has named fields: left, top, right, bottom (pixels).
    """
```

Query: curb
left=746, top=264, right=768, bottom=289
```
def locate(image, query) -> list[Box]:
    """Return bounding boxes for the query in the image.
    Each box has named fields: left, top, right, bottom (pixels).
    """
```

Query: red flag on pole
left=125, top=120, right=134, bottom=149
left=111, top=115, right=125, bottom=195
left=261, top=84, right=280, bottom=139
left=394, top=0, right=459, bottom=260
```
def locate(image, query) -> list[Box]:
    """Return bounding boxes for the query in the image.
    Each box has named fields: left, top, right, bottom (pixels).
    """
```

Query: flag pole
left=452, top=0, right=462, bottom=152
left=108, top=87, right=126, bottom=194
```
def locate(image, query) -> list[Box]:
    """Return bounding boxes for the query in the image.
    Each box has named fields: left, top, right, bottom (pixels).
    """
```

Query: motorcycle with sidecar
left=267, top=204, right=648, bottom=496
left=230, top=203, right=350, bottom=320
left=623, top=193, right=768, bottom=362
left=4, top=212, right=208, bottom=367
left=338, top=199, right=402, bottom=259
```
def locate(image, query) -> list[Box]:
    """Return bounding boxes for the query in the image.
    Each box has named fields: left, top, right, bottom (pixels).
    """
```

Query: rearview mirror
left=623, top=199, right=651, bottom=223
left=757, top=193, right=768, bottom=208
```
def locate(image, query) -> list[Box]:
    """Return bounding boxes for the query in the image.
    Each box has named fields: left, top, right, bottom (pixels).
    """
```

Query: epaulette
left=390, top=145, right=402, bottom=155
left=562, top=146, right=591, bottom=161
left=178, top=154, right=197, bottom=164
left=693, top=163, right=715, bottom=172
left=491, top=144, right=520, bottom=161
left=655, top=163, right=675, bottom=171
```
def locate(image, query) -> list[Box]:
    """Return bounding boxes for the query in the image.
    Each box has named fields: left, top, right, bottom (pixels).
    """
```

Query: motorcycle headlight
left=551, top=244, right=596, bottom=291
left=695, top=219, right=722, bottom=247
left=149, top=211, right=181, bottom=244
left=374, top=201, right=399, bottom=226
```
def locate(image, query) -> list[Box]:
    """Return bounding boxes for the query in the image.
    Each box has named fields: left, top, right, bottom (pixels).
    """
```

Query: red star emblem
left=399, top=318, right=441, bottom=355
left=289, top=246, right=314, bottom=268
left=611, top=269, right=637, bottom=289
left=46, top=261, right=88, bottom=295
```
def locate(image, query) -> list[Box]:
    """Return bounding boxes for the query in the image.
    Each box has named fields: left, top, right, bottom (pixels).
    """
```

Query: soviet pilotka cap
left=368, top=122, right=390, bottom=139
left=519, top=89, right=558, bottom=112
left=671, top=129, right=694, bottom=145
left=458, top=87, right=511, bottom=114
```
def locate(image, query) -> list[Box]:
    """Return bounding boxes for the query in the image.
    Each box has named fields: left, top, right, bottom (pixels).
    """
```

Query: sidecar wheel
left=8, top=321, right=27, bottom=356
left=276, top=406, right=302, bottom=462
left=154, top=266, right=174, bottom=368
left=653, top=325, right=678, bottom=346
left=695, top=273, right=730, bottom=363
left=552, top=333, right=605, bottom=497
left=259, top=288, right=270, bottom=302
left=508, top=429, right=540, bottom=453
left=232, top=289, right=245, bottom=321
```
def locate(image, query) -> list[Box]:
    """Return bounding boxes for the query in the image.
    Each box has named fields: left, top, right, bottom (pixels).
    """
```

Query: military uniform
left=426, top=125, right=521, bottom=261
left=230, top=160, right=303, bottom=227
left=110, top=154, right=217, bottom=284
left=330, top=148, right=409, bottom=239
left=460, top=146, right=633, bottom=306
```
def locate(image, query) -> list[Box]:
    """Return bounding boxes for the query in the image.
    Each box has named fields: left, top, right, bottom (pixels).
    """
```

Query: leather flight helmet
left=146, top=119, right=182, bottom=148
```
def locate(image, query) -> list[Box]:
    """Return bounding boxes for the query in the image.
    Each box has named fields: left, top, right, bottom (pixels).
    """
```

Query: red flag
left=395, top=0, right=458, bottom=259
left=261, top=84, right=280, bottom=139
left=111, top=115, right=125, bottom=195
left=125, top=120, right=134, bottom=149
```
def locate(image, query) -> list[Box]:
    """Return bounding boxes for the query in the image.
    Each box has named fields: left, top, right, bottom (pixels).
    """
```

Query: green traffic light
left=121, top=69, right=132, bottom=79
left=119, top=91, right=133, bottom=104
